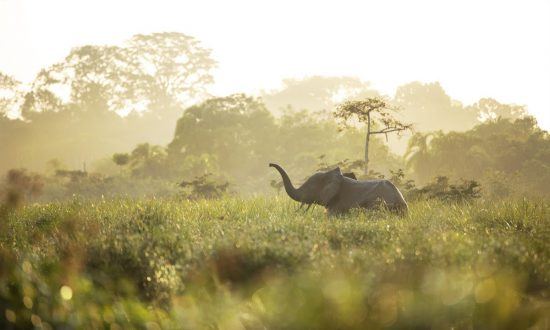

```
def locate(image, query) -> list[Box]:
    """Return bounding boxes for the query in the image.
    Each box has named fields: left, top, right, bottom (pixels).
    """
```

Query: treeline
left=1, top=32, right=546, bottom=200
left=406, top=116, right=550, bottom=198
left=0, top=32, right=215, bottom=173
left=68, top=94, right=397, bottom=197
left=2, top=97, right=548, bottom=201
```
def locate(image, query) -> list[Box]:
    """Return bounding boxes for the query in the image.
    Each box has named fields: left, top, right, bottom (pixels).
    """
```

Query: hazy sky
left=1, top=0, right=549, bottom=129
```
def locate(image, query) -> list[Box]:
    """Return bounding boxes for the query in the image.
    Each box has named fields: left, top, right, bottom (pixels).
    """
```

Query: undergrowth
left=1, top=197, right=549, bottom=329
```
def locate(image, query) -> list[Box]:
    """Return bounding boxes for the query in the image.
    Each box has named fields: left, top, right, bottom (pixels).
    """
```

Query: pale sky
left=1, top=0, right=549, bottom=129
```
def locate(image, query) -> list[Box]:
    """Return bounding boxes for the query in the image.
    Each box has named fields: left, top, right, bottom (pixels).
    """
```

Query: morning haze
left=0, top=1, right=549, bottom=328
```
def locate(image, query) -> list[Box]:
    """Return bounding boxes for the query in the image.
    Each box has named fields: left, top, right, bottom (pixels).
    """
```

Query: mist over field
left=1, top=1, right=549, bottom=329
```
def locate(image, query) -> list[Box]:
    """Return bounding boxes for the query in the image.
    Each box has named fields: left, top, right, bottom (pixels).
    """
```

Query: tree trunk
left=364, top=113, right=370, bottom=175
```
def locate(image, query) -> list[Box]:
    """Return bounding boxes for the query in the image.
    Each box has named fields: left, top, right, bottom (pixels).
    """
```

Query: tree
left=112, top=153, right=130, bottom=173
left=168, top=94, right=276, bottom=183
left=393, top=81, right=479, bottom=132
left=123, top=32, right=216, bottom=117
left=22, top=45, right=127, bottom=116
left=335, top=97, right=412, bottom=174
left=467, top=98, right=527, bottom=122
left=112, top=153, right=130, bottom=166
left=404, top=132, right=438, bottom=183
left=3, top=169, right=44, bottom=204
left=402, top=116, right=550, bottom=197
left=128, top=143, right=167, bottom=178
left=0, top=33, right=216, bottom=174
left=0, top=72, right=22, bottom=117
left=25, top=32, right=215, bottom=118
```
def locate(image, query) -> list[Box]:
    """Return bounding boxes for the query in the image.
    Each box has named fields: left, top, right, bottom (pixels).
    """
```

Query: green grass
left=1, top=197, right=549, bottom=329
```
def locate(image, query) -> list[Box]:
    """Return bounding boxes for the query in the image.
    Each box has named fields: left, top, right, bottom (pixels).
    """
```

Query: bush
left=408, top=176, right=481, bottom=202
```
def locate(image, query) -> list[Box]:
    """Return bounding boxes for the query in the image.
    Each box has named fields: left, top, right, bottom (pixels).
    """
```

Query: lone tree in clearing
left=335, top=97, right=412, bottom=175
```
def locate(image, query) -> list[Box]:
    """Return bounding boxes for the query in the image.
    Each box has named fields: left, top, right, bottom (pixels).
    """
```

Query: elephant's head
left=269, top=163, right=344, bottom=206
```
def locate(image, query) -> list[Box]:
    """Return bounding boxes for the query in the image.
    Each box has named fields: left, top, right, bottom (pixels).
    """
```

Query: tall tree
left=467, top=98, right=527, bottom=121
left=0, top=72, right=22, bottom=117
left=335, top=97, right=412, bottom=174
left=393, top=81, right=479, bottom=132
left=0, top=33, right=217, bottom=173
left=25, top=32, right=216, bottom=118
left=23, top=45, right=127, bottom=115
left=123, top=32, right=216, bottom=117
left=169, top=94, right=275, bottom=168
left=404, top=132, right=439, bottom=182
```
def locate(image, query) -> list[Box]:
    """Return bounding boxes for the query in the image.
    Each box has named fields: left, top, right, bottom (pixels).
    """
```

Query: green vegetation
left=1, top=197, right=548, bottom=328
left=406, top=117, right=550, bottom=197
left=0, top=50, right=533, bottom=187
left=1, top=30, right=549, bottom=329
left=3, top=95, right=547, bottom=200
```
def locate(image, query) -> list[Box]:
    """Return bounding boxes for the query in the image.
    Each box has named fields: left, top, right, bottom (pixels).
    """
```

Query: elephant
left=269, top=163, right=408, bottom=214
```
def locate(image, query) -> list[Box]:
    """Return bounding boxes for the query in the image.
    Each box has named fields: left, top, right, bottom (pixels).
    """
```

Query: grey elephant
left=269, top=163, right=408, bottom=214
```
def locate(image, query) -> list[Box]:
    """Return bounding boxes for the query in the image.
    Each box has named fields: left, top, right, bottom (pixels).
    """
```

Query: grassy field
left=1, top=197, right=549, bottom=329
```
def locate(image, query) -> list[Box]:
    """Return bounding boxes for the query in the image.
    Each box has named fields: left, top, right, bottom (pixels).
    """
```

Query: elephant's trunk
left=269, top=163, right=302, bottom=202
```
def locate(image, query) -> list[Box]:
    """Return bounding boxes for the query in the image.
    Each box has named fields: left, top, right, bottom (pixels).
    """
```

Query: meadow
left=1, top=197, right=549, bottom=329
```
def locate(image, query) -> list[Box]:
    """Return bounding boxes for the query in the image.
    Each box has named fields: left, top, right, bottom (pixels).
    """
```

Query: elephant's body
left=269, top=163, right=408, bottom=214
left=325, top=177, right=407, bottom=213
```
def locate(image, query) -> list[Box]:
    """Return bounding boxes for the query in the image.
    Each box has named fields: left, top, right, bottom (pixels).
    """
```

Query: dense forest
left=0, top=32, right=548, bottom=201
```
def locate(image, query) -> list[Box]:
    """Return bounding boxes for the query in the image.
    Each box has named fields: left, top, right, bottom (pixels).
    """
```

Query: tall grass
left=1, top=197, right=549, bottom=328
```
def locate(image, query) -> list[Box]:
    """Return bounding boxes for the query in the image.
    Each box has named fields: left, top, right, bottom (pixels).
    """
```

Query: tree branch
left=370, top=126, right=412, bottom=135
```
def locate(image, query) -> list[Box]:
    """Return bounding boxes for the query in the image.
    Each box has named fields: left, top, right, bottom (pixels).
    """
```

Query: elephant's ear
left=319, top=169, right=343, bottom=206
left=343, top=172, right=357, bottom=180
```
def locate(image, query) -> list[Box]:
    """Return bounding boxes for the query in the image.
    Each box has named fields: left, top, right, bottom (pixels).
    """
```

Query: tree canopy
left=23, top=32, right=215, bottom=118
left=405, top=116, right=550, bottom=197
left=0, top=33, right=216, bottom=174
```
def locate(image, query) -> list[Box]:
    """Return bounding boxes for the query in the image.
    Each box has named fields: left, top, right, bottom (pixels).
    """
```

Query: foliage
left=168, top=94, right=402, bottom=195
left=315, top=155, right=365, bottom=173
left=55, top=169, right=87, bottom=182
left=306, top=158, right=480, bottom=204
left=128, top=143, right=168, bottom=179
left=408, top=176, right=481, bottom=202
left=123, top=32, right=216, bottom=113
left=405, top=116, right=550, bottom=197
left=111, top=144, right=170, bottom=179
left=0, top=169, right=44, bottom=207
left=112, top=153, right=130, bottom=167
left=335, top=98, right=411, bottom=135
left=470, top=98, right=527, bottom=122
left=24, top=32, right=215, bottom=116
left=394, top=82, right=479, bottom=133
left=178, top=173, right=230, bottom=199
left=1, top=67, right=536, bottom=188
left=0, top=171, right=178, bottom=202
left=1, top=197, right=548, bottom=328
left=335, top=97, right=412, bottom=173
left=2, top=102, right=545, bottom=201
left=0, top=32, right=215, bottom=175
left=168, top=94, right=275, bottom=179
left=0, top=72, right=22, bottom=117
left=1, top=28, right=548, bottom=328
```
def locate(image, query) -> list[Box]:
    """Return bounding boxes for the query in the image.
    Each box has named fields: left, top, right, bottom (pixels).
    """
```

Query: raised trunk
left=269, top=163, right=302, bottom=202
